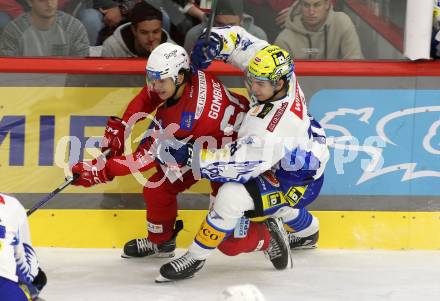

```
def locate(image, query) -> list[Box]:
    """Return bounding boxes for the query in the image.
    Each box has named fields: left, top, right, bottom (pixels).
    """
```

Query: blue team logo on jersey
left=309, top=89, right=440, bottom=196
left=201, top=160, right=263, bottom=183
left=180, top=112, right=195, bottom=130
left=0, top=224, right=5, bottom=238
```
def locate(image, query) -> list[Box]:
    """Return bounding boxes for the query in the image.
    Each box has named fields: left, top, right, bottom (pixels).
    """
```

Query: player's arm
left=121, top=86, right=163, bottom=122
left=14, top=206, right=46, bottom=293
left=191, top=26, right=269, bottom=72
left=101, top=86, right=163, bottom=157
left=71, top=140, right=156, bottom=187
left=193, top=118, right=288, bottom=183
left=72, top=121, right=179, bottom=186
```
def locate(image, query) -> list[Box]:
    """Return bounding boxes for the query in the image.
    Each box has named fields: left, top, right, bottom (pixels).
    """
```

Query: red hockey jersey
left=107, top=70, right=249, bottom=176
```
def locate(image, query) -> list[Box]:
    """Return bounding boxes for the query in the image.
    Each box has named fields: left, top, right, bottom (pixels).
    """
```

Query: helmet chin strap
left=169, top=81, right=181, bottom=100
left=168, top=77, right=185, bottom=102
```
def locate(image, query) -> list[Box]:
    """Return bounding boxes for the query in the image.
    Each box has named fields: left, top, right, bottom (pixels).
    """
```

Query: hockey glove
left=19, top=268, right=47, bottom=301
left=190, top=31, right=223, bottom=71
left=101, top=116, right=127, bottom=157
left=71, top=156, right=114, bottom=187
left=155, top=138, right=194, bottom=168
left=32, top=268, right=47, bottom=291
left=169, top=142, right=194, bottom=167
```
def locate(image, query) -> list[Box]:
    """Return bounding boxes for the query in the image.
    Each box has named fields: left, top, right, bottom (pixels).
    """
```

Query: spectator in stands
left=0, top=0, right=89, bottom=56
left=432, top=3, right=440, bottom=59
left=244, top=0, right=295, bottom=42
left=184, top=0, right=267, bottom=53
left=145, top=0, right=204, bottom=46
left=101, top=1, right=173, bottom=57
left=0, top=1, right=141, bottom=46
left=275, top=0, right=363, bottom=59
left=0, top=2, right=22, bottom=33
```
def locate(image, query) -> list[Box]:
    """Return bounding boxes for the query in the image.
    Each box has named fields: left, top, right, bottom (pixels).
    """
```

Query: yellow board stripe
left=29, top=210, right=440, bottom=250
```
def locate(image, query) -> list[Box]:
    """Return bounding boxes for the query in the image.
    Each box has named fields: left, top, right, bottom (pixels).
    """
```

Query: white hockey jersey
left=0, top=193, right=39, bottom=283
left=194, top=26, right=329, bottom=187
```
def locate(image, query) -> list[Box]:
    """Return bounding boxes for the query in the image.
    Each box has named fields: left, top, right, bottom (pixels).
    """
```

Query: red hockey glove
left=100, top=116, right=127, bottom=157
left=71, top=156, right=114, bottom=187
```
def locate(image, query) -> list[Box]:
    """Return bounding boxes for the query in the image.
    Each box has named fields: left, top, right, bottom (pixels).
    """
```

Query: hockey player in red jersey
left=70, top=42, right=250, bottom=258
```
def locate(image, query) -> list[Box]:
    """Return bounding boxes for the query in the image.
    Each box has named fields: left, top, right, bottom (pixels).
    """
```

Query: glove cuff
left=101, top=160, right=114, bottom=182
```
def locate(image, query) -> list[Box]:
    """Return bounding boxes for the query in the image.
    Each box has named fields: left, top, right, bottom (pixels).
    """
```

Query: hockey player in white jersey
left=0, top=193, right=46, bottom=301
left=157, top=26, right=329, bottom=282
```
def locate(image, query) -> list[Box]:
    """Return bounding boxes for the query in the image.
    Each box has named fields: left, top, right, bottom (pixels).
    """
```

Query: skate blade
left=121, top=251, right=175, bottom=259
left=290, top=244, right=317, bottom=251
left=155, top=274, right=194, bottom=283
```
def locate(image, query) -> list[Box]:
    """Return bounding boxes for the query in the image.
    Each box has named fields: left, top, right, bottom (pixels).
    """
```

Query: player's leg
left=216, top=172, right=295, bottom=262
left=280, top=175, right=324, bottom=249
left=218, top=218, right=270, bottom=256
left=122, top=169, right=197, bottom=258
left=157, top=182, right=290, bottom=282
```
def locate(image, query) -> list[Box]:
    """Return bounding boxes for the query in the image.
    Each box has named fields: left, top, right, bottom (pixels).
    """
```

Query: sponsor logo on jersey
left=0, top=224, right=5, bottom=239
left=257, top=103, right=274, bottom=119
left=208, top=80, right=223, bottom=119
left=148, top=223, right=163, bottom=234
left=265, top=192, right=283, bottom=207
left=228, top=32, right=238, bottom=47
left=285, top=185, right=307, bottom=206
left=267, top=102, right=288, bottom=132
left=180, top=112, right=195, bottom=130
left=195, top=71, right=207, bottom=120
left=249, top=105, right=262, bottom=117
left=290, top=81, right=303, bottom=120
left=242, top=39, right=253, bottom=50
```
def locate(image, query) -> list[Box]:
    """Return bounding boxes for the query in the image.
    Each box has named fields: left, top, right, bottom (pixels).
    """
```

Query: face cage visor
left=146, top=69, right=175, bottom=93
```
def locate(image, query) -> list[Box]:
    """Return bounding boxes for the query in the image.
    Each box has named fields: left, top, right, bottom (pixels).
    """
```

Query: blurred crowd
left=0, top=0, right=433, bottom=60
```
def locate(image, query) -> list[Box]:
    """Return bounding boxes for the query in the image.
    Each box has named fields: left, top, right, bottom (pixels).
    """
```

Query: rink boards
left=28, top=209, right=440, bottom=250
left=0, top=61, right=440, bottom=250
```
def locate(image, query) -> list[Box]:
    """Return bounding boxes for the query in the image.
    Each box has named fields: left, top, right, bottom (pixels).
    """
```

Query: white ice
left=36, top=247, right=440, bottom=301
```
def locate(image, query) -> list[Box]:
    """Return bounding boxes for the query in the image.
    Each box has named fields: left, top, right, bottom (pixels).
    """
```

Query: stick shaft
left=26, top=149, right=111, bottom=216
left=204, top=0, right=218, bottom=44
left=26, top=175, right=77, bottom=216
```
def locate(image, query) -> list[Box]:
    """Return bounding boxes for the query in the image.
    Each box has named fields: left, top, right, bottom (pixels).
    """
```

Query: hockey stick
left=26, top=149, right=111, bottom=216
left=204, top=0, right=218, bottom=44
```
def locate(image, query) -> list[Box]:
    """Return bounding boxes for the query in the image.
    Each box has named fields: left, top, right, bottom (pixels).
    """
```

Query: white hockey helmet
left=146, top=43, right=190, bottom=85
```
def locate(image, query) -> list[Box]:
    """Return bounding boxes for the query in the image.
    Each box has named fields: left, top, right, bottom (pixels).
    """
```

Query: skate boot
left=288, top=230, right=319, bottom=250
left=121, top=220, right=183, bottom=258
left=264, top=217, right=292, bottom=270
left=122, top=237, right=176, bottom=258
left=156, top=251, right=206, bottom=283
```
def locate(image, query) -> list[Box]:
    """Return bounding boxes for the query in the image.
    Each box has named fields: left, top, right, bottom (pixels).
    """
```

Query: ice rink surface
left=36, top=247, right=440, bottom=301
